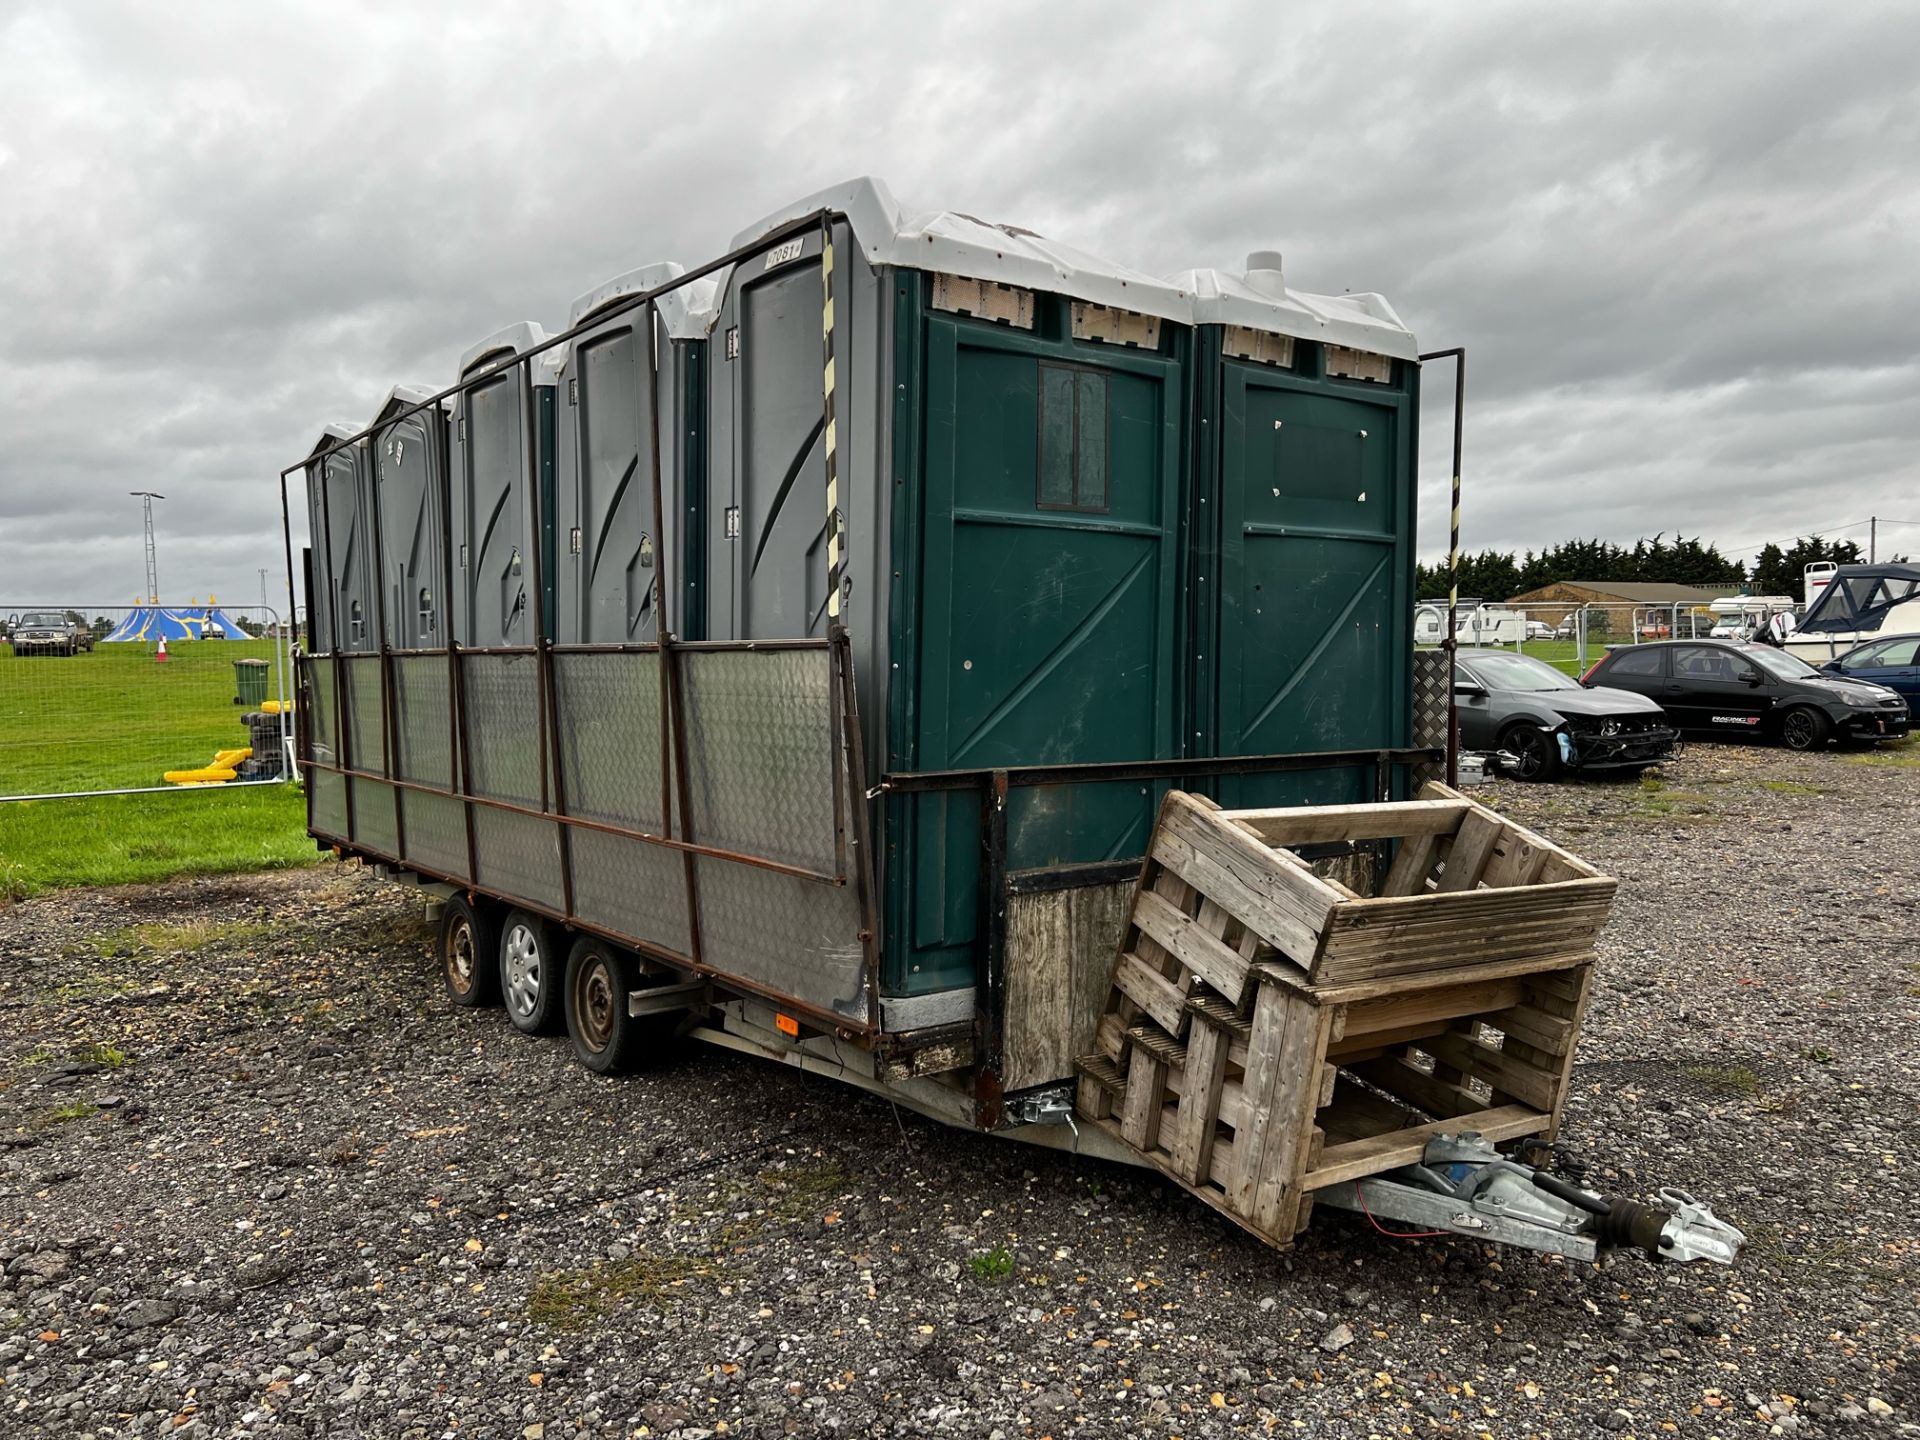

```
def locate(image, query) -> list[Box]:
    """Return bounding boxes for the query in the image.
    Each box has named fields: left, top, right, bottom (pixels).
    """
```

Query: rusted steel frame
left=280, top=473, right=317, bottom=834
left=521, top=356, right=574, bottom=920
left=312, top=453, right=356, bottom=843
left=302, top=758, right=841, bottom=888
left=362, top=435, right=407, bottom=864
left=434, top=408, right=480, bottom=886
left=636, top=295, right=708, bottom=971
left=671, top=637, right=833, bottom=653
left=280, top=208, right=836, bottom=484
left=313, top=839, right=875, bottom=1041
left=1420, top=345, right=1466, bottom=788
left=831, top=626, right=882, bottom=1032
left=881, top=745, right=1445, bottom=794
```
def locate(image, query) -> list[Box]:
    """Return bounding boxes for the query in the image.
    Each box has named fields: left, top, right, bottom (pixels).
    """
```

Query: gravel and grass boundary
left=0, top=741, right=1913, bottom=1437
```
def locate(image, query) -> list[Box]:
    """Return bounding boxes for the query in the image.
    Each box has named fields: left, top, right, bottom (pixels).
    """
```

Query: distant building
left=1505, top=580, right=1738, bottom=634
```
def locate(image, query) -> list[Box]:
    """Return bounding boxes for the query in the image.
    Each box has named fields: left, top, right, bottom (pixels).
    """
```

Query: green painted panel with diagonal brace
left=891, top=308, right=1185, bottom=993
left=1212, top=360, right=1415, bottom=808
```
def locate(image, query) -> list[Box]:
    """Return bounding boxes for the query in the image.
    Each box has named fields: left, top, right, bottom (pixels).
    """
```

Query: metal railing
left=0, top=604, right=295, bottom=801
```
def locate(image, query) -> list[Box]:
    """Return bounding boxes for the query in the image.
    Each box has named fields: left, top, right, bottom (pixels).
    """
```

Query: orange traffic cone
left=155, top=637, right=169, bottom=664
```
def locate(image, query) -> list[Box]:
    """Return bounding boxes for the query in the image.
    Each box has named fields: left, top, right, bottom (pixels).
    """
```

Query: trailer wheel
left=564, top=939, right=654, bottom=1075
left=440, top=894, right=501, bottom=1008
left=499, top=909, right=566, bottom=1034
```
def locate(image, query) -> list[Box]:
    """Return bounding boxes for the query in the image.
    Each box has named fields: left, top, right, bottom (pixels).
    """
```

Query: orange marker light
left=775, top=1013, right=800, bottom=1038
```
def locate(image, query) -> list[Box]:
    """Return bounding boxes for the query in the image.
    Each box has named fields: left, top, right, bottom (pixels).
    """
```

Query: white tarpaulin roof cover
left=568, top=261, right=720, bottom=341
left=734, top=176, right=1417, bottom=359
left=459, top=321, right=551, bottom=379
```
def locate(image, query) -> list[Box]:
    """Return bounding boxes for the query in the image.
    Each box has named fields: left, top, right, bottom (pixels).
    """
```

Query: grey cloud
left=3, top=0, right=1917, bottom=609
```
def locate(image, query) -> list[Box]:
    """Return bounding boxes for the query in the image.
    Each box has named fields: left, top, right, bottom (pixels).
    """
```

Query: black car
left=1581, top=640, right=1911, bottom=750
left=1453, top=648, right=1678, bottom=780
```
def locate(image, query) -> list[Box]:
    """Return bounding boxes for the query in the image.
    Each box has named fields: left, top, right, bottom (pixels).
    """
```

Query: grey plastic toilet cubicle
left=369, top=386, right=451, bottom=649
left=551, top=262, right=719, bottom=644
left=304, top=424, right=377, bottom=654
left=449, top=322, right=552, bottom=648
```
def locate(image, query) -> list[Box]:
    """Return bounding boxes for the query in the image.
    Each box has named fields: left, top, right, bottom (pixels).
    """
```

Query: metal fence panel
left=679, top=648, right=838, bottom=872
left=392, top=655, right=454, bottom=788
left=472, top=805, right=564, bottom=910
left=553, top=651, right=666, bottom=831
left=0, top=604, right=295, bottom=801
left=399, top=788, right=468, bottom=882
left=312, top=769, right=347, bottom=836
left=341, top=655, right=386, bottom=776
left=694, top=855, right=868, bottom=1022
left=463, top=653, right=546, bottom=805
left=1412, top=648, right=1449, bottom=791
left=569, top=828, right=690, bottom=956
left=348, top=775, right=399, bottom=854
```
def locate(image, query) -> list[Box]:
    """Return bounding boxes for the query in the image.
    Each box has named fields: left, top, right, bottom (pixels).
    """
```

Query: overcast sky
left=2, top=1, right=1916, bottom=614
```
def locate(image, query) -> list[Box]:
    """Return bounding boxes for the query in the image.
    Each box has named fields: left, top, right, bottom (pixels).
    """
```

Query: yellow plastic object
left=163, top=766, right=238, bottom=786
left=210, top=747, right=252, bottom=769
left=260, top=699, right=292, bottom=715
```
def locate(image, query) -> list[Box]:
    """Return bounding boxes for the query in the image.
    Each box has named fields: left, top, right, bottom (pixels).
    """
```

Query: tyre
left=439, top=894, right=501, bottom=1008
left=1777, top=707, right=1830, bottom=752
left=564, top=939, right=669, bottom=1075
left=1499, top=723, right=1562, bottom=782
left=499, top=908, right=565, bottom=1034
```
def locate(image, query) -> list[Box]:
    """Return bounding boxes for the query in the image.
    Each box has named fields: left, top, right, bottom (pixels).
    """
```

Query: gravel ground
left=0, top=740, right=1915, bottom=1439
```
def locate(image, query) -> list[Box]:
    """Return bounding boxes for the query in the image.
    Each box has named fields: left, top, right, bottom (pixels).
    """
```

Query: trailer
left=284, top=177, right=1741, bottom=1265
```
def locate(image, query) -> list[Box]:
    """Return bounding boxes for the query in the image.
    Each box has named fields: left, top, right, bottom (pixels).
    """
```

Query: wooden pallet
left=1074, top=782, right=1612, bottom=1249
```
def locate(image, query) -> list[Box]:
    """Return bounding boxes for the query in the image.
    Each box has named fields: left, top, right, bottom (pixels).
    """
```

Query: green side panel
left=538, top=386, right=557, bottom=644
left=1214, top=360, right=1415, bottom=807
left=887, top=304, right=1184, bottom=994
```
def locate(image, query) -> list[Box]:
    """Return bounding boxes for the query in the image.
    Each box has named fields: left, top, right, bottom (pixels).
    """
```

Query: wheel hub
left=577, top=961, right=615, bottom=1050
left=447, top=920, right=476, bottom=993
left=504, top=924, right=542, bottom=1017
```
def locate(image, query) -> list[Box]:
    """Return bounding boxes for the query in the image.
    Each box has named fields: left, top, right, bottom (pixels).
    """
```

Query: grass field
left=0, top=785, right=316, bottom=899
left=0, top=638, right=288, bottom=793
left=0, top=638, right=316, bottom=898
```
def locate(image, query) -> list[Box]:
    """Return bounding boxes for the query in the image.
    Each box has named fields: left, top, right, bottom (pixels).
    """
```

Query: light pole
left=131, top=491, right=165, bottom=605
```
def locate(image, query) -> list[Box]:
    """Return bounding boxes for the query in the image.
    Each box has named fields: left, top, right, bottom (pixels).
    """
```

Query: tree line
left=1415, top=534, right=1876, bottom=602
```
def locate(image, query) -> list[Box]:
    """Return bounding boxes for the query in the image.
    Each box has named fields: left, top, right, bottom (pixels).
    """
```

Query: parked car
left=1523, top=619, right=1556, bottom=640
left=1581, top=640, right=1911, bottom=750
left=1819, top=633, right=1920, bottom=703
left=7, top=611, right=90, bottom=656
left=1453, top=648, right=1678, bottom=781
left=1708, top=618, right=1750, bottom=640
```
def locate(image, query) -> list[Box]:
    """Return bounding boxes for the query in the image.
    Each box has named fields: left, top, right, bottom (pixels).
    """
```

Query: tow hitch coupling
left=1314, top=1131, right=1745, bottom=1264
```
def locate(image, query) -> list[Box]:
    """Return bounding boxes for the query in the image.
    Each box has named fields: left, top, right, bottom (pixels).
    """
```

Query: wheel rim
left=1510, top=731, right=1549, bottom=779
left=503, top=923, right=542, bottom=1019
left=446, top=918, right=476, bottom=996
left=574, top=955, right=616, bottom=1053
left=1783, top=712, right=1816, bottom=749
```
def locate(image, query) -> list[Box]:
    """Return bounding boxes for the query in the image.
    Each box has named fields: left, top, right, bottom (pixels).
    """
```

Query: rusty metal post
left=1420, top=348, right=1465, bottom=787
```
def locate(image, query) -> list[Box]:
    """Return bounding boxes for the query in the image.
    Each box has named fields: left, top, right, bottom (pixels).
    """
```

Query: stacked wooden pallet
left=1074, top=782, right=1614, bottom=1250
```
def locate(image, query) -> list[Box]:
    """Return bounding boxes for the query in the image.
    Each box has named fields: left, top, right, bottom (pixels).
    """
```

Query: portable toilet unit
left=303, top=424, right=377, bottom=654
left=551, top=262, right=718, bottom=644
left=450, top=322, right=550, bottom=647
left=370, top=386, right=451, bottom=649
left=1173, top=255, right=1421, bottom=808
left=697, top=177, right=1419, bottom=1018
